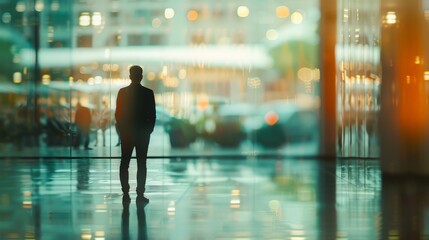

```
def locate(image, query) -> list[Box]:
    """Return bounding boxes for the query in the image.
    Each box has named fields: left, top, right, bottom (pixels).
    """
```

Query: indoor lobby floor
left=0, top=157, right=427, bottom=240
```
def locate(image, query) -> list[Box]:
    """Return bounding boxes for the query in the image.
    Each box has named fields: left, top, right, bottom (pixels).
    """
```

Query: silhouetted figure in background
left=45, top=109, right=67, bottom=146
left=99, top=100, right=111, bottom=147
left=115, top=65, right=156, bottom=204
left=74, top=103, right=92, bottom=150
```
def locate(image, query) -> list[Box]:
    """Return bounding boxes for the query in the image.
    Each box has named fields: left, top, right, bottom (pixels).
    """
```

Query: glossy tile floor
left=0, top=157, right=427, bottom=240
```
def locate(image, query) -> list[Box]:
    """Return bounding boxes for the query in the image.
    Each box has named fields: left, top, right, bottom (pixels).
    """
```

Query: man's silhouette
left=75, top=103, right=92, bottom=150
left=115, top=65, right=156, bottom=203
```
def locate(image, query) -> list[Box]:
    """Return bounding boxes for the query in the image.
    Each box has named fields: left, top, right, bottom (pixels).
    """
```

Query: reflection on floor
left=0, top=158, right=427, bottom=239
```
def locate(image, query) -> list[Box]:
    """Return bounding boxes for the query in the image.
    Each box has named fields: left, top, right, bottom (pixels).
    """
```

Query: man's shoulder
left=119, top=84, right=153, bottom=94
left=141, top=86, right=154, bottom=93
left=118, top=86, right=129, bottom=91
left=136, top=85, right=154, bottom=94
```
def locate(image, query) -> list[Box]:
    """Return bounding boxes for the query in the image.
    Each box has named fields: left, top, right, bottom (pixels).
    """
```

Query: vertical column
left=319, top=0, right=337, bottom=157
left=380, top=0, right=429, bottom=176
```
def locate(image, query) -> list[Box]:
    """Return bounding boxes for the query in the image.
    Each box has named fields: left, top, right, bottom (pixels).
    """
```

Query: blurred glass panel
left=0, top=1, right=72, bottom=157
left=1, top=0, right=322, bottom=158
left=336, top=0, right=381, bottom=158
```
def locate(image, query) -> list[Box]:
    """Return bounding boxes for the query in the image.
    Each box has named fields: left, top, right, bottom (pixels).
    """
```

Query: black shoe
left=136, top=195, right=149, bottom=204
left=84, top=147, right=93, bottom=150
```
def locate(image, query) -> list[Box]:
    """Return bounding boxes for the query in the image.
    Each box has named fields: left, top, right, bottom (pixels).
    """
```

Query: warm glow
left=197, top=94, right=209, bottom=111
left=16, top=2, right=26, bottom=12
left=13, top=72, right=22, bottom=83
left=94, top=76, right=102, bottom=84
left=163, top=77, right=179, bottom=88
left=237, top=6, right=249, bottom=18
left=104, top=48, right=111, bottom=58
left=291, top=11, right=303, bottom=24
left=51, top=1, right=60, bottom=11
left=164, top=8, right=175, bottom=19
left=178, top=69, right=187, bottom=79
left=415, top=56, right=421, bottom=64
left=92, top=12, right=102, bottom=26
left=147, top=72, right=156, bottom=81
left=266, top=29, right=278, bottom=40
left=187, top=10, right=199, bottom=21
left=161, top=65, right=168, bottom=78
left=79, top=13, right=91, bottom=26
left=298, top=67, right=314, bottom=82
left=111, top=64, right=119, bottom=71
left=22, top=201, right=32, bottom=208
left=247, top=77, right=261, bottom=88
left=81, top=233, right=92, bottom=240
left=424, top=71, right=429, bottom=81
left=276, top=6, right=290, bottom=18
left=313, top=68, right=320, bottom=81
left=168, top=201, right=175, bottom=216
left=231, top=189, right=240, bottom=196
left=42, top=74, right=51, bottom=85
left=152, top=18, right=161, bottom=28
left=386, top=11, right=397, bottom=24
left=265, top=111, right=279, bottom=126
left=35, top=0, right=44, bottom=12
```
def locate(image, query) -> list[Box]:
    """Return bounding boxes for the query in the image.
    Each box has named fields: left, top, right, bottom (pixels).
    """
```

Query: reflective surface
left=3, top=157, right=425, bottom=240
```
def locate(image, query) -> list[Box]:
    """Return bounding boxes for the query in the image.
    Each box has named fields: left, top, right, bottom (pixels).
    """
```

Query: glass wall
left=336, top=0, right=381, bottom=158
left=0, top=0, right=322, bottom=158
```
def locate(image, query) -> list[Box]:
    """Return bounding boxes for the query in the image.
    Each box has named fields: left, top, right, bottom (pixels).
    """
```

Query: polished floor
left=0, top=157, right=427, bottom=240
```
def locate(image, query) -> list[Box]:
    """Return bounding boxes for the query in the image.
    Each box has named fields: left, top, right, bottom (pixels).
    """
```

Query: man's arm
left=148, top=90, right=156, bottom=133
left=115, top=90, right=122, bottom=128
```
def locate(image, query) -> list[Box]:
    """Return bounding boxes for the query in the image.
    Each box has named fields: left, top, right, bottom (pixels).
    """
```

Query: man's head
left=129, top=65, right=143, bottom=83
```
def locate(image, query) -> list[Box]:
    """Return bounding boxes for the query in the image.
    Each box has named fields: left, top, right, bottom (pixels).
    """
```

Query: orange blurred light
left=265, top=111, right=279, bottom=126
left=197, top=94, right=209, bottom=112
left=276, top=6, right=290, bottom=18
left=187, top=10, right=198, bottom=21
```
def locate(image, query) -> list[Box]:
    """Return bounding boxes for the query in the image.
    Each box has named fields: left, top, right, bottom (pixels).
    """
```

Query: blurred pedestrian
left=74, top=103, right=92, bottom=150
left=115, top=65, right=156, bottom=204
left=99, top=100, right=111, bottom=147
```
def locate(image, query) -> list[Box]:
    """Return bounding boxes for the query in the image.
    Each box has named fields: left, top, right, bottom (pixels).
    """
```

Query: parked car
left=253, top=101, right=318, bottom=148
left=165, top=117, right=197, bottom=148
left=205, top=103, right=255, bottom=148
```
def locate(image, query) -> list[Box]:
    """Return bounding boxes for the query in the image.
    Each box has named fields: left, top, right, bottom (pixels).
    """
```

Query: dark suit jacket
left=115, top=82, right=156, bottom=137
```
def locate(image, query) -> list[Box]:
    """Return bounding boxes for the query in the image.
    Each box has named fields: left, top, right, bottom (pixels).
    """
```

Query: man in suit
left=75, top=103, right=92, bottom=150
left=115, top=65, right=156, bottom=204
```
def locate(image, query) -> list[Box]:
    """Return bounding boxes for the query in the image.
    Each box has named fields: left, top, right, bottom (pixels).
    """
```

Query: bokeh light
left=152, top=18, right=162, bottom=28
left=266, top=29, right=278, bottom=41
left=276, top=6, right=290, bottom=18
left=187, top=9, right=199, bottom=21
left=237, top=6, right=249, bottom=18
left=164, top=8, right=175, bottom=19
left=265, top=111, right=279, bottom=126
left=291, top=11, right=303, bottom=24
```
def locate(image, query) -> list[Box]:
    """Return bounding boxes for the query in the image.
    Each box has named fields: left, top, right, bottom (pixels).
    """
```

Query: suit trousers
left=119, top=132, right=151, bottom=195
